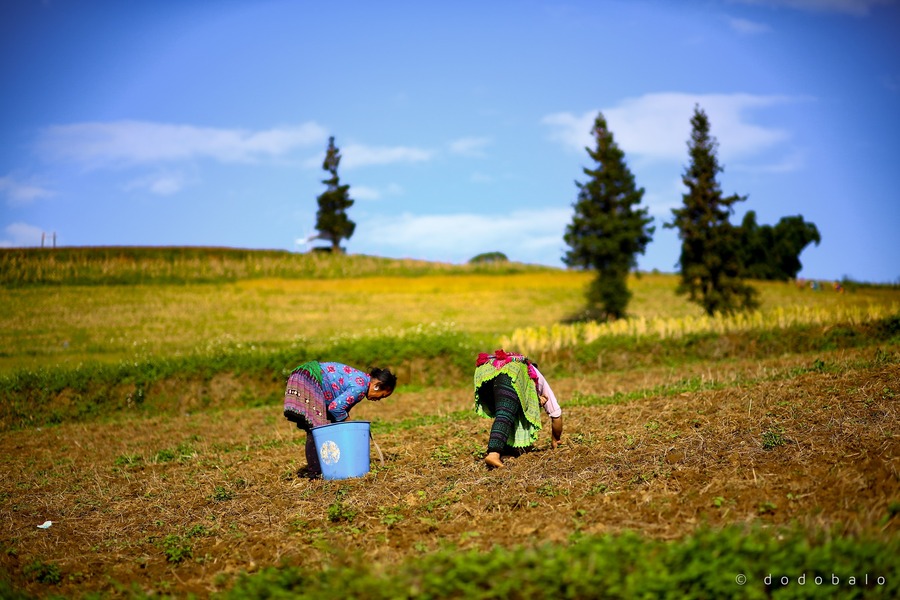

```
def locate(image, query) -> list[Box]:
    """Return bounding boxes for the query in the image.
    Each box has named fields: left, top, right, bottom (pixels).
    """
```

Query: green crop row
left=2, top=316, right=898, bottom=432
left=219, top=525, right=899, bottom=599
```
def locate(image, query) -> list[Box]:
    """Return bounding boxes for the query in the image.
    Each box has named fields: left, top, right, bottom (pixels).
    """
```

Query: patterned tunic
left=319, top=362, right=371, bottom=422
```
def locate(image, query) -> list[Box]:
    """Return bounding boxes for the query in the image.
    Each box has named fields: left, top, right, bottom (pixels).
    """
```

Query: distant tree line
left=564, top=104, right=820, bottom=319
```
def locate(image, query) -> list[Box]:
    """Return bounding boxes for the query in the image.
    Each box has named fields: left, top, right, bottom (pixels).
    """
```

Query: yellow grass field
left=2, top=271, right=896, bottom=373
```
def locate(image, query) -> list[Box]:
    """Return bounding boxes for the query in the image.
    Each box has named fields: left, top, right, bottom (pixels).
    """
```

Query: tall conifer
left=563, top=113, right=654, bottom=321
left=666, top=105, right=757, bottom=315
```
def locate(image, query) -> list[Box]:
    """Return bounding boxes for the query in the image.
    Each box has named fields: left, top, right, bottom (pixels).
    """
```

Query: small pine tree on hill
left=315, top=137, right=355, bottom=253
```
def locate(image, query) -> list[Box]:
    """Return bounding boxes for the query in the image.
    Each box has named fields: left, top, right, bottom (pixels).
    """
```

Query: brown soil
left=1, top=346, right=898, bottom=598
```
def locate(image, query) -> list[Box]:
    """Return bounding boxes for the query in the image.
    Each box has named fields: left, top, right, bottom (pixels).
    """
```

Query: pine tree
left=563, top=113, right=654, bottom=321
left=738, top=211, right=778, bottom=280
left=665, top=105, right=757, bottom=315
left=315, top=137, right=355, bottom=253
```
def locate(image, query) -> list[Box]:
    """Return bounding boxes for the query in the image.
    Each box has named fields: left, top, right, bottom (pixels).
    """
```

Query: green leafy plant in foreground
left=210, top=486, right=235, bottom=502
left=22, top=559, right=61, bottom=585
left=218, top=525, right=899, bottom=599
left=160, top=534, right=193, bottom=564
left=761, top=427, right=787, bottom=450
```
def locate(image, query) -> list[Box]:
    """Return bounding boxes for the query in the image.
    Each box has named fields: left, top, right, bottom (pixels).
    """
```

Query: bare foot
left=484, top=452, right=504, bottom=469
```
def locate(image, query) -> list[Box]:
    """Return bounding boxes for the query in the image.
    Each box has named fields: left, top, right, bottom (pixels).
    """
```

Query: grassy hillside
left=0, top=246, right=550, bottom=287
left=1, top=249, right=898, bottom=598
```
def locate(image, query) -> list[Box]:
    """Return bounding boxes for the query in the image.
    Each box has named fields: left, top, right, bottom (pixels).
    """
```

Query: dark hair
left=369, top=367, right=397, bottom=391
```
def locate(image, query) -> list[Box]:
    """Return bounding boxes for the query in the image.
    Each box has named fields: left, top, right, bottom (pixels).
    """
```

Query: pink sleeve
left=533, top=366, right=562, bottom=418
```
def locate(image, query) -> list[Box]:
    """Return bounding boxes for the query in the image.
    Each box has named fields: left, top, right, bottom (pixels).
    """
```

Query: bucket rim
left=311, top=421, right=370, bottom=432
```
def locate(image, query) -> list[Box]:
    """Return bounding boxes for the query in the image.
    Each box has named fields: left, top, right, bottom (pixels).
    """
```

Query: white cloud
left=644, top=179, right=686, bottom=218
left=124, top=171, right=192, bottom=196
left=351, top=183, right=404, bottom=201
left=731, top=150, right=807, bottom=173
left=470, top=172, right=495, bottom=183
left=37, top=120, right=329, bottom=167
left=542, top=92, right=797, bottom=163
left=0, top=175, right=54, bottom=205
left=728, top=0, right=896, bottom=16
left=541, top=112, right=594, bottom=151
left=0, top=222, right=45, bottom=247
left=351, top=185, right=382, bottom=200
left=449, top=137, right=492, bottom=157
left=304, top=143, right=435, bottom=170
left=727, top=16, right=773, bottom=34
left=149, top=176, right=185, bottom=195
left=341, top=144, right=435, bottom=169
left=355, top=208, right=570, bottom=263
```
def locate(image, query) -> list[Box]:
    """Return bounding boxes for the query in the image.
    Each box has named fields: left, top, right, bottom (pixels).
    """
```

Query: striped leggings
left=482, top=374, right=521, bottom=453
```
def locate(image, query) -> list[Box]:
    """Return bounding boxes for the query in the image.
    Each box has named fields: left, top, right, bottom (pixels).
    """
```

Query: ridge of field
left=0, top=246, right=552, bottom=287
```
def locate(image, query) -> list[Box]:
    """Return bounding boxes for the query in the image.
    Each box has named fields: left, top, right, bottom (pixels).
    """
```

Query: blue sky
left=2, top=0, right=899, bottom=283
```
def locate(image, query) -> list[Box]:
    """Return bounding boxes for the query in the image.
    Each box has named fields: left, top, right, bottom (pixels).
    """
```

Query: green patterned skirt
left=473, top=361, right=542, bottom=448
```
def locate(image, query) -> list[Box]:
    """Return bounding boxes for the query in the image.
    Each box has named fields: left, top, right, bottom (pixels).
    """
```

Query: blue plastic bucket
left=311, top=421, right=371, bottom=480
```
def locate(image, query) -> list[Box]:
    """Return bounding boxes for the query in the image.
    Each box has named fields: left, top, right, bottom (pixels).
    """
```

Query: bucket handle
left=370, top=431, right=385, bottom=466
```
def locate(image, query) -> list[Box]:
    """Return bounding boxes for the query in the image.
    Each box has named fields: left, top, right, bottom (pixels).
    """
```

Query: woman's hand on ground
left=550, top=415, right=563, bottom=449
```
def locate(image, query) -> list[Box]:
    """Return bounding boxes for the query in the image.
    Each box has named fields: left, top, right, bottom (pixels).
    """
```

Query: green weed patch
left=219, top=525, right=899, bottom=599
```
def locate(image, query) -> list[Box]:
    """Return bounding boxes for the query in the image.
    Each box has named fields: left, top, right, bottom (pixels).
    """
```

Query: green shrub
left=0, top=578, right=33, bottom=599
left=211, top=486, right=235, bottom=502
left=468, top=251, right=508, bottom=264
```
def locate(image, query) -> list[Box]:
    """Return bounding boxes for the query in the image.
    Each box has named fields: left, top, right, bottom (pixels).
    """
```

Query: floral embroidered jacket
left=319, top=362, right=371, bottom=422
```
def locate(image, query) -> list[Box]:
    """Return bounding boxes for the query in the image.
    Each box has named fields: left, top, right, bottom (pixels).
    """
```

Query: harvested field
left=2, top=346, right=897, bottom=598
